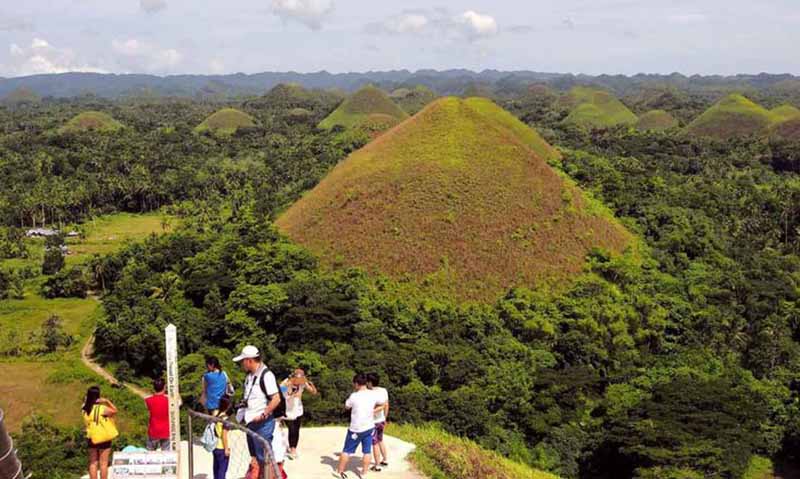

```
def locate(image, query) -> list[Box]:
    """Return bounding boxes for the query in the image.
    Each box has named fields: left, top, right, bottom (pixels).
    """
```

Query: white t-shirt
left=242, top=365, right=279, bottom=424
left=271, top=421, right=288, bottom=463
left=371, top=387, right=389, bottom=424
left=345, top=389, right=384, bottom=433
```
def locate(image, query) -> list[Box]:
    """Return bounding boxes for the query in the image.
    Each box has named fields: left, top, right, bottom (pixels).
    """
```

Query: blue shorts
left=246, top=417, right=276, bottom=464
left=343, top=428, right=374, bottom=455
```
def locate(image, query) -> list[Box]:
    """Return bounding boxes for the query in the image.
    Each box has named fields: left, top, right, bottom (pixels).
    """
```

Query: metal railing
left=186, top=409, right=281, bottom=479
left=0, top=409, right=24, bottom=479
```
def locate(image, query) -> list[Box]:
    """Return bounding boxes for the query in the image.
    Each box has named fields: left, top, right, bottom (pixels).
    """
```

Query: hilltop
left=636, top=110, right=679, bottom=131
left=686, top=93, right=774, bottom=139
left=318, top=85, right=408, bottom=130
left=58, top=111, right=123, bottom=134
left=277, top=97, right=633, bottom=301
left=390, top=85, right=437, bottom=115
left=561, top=86, right=638, bottom=128
left=195, top=108, right=257, bottom=135
left=771, top=104, right=800, bottom=122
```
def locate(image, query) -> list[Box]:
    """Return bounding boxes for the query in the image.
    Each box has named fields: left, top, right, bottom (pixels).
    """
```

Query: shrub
left=42, top=247, right=65, bottom=275
left=41, top=265, right=90, bottom=298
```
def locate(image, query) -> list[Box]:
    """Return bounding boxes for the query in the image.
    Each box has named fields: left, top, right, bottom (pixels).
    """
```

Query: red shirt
left=145, top=393, right=170, bottom=439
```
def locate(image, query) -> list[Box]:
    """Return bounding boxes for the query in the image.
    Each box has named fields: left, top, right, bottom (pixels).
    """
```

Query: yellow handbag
left=85, top=405, right=119, bottom=445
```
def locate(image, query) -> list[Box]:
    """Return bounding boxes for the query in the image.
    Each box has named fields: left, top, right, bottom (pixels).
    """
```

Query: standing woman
left=201, top=356, right=232, bottom=413
left=280, top=368, right=318, bottom=459
left=82, top=386, right=118, bottom=479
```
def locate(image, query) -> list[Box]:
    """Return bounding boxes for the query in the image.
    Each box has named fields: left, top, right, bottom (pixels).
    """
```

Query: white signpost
left=164, top=324, right=181, bottom=478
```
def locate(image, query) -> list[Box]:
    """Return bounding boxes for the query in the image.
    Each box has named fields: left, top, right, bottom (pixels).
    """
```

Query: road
left=80, top=333, right=149, bottom=399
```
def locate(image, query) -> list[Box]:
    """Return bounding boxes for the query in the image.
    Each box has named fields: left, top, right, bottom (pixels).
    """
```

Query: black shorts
left=87, top=440, right=112, bottom=450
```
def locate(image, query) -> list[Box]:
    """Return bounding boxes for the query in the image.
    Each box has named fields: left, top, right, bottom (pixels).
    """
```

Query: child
left=271, top=418, right=289, bottom=479
left=213, top=397, right=232, bottom=479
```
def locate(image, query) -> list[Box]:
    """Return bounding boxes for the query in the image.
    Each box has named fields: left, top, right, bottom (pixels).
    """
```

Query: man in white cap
left=233, top=345, right=281, bottom=479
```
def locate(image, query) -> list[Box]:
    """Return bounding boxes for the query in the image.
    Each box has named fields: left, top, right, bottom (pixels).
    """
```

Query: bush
left=42, top=247, right=65, bottom=275
left=41, top=265, right=90, bottom=298
left=32, top=314, right=74, bottom=354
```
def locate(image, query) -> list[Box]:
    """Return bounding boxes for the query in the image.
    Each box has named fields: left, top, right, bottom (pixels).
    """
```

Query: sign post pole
left=164, top=324, right=181, bottom=477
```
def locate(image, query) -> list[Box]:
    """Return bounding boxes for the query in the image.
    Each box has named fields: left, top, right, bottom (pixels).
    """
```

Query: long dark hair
left=206, top=355, right=221, bottom=371
left=83, top=386, right=101, bottom=415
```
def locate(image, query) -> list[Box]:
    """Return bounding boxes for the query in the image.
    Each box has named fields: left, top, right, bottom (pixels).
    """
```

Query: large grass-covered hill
left=636, top=109, right=679, bottom=131
left=318, top=84, right=408, bottom=131
left=390, top=85, right=438, bottom=115
left=686, top=93, right=775, bottom=139
left=277, top=97, right=633, bottom=301
left=560, top=86, right=639, bottom=128
left=58, top=111, right=124, bottom=134
left=195, top=108, right=257, bottom=135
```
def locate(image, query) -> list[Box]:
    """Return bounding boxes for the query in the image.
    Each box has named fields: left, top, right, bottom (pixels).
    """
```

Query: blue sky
left=0, top=0, right=798, bottom=77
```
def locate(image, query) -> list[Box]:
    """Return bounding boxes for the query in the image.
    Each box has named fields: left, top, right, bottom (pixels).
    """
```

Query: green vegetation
left=58, top=111, right=123, bottom=134
left=391, top=424, right=558, bottom=479
left=318, top=84, right=408, bottom=131
left=770, top=104, right=800, bottom=122
left=278, top=97, right=632, bottom=301
left=636, top=109, right=679, bottom=131
left=561, top=86, right=638, bottom=128
left=686, top=93, right=774, bottom=139
left=2, top=87, right=41, bottom=105
left=742, top=456, right=773, bottom=479
left=772, top=117, right=800, bottom=140
left=195, top=107, right=257, bottom=135
left=390, top=85, right=437, bottom=115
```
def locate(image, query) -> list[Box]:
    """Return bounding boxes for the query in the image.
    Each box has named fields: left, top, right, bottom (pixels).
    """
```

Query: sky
left=0, top=0, right=799, bottom=77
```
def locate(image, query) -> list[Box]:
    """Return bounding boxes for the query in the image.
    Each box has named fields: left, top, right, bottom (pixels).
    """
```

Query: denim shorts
left=343, top=428, right=374, bottom=455
left=246, top=417, right=276, bottom=464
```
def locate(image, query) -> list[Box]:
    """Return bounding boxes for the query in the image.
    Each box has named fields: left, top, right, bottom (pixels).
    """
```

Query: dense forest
left=4, top=81, right=800, bottom=479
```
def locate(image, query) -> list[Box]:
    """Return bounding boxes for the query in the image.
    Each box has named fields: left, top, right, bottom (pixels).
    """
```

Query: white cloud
left=140, top=0, right=167, bottom=14
left=459, top=10, right=498, bottom=39
left=369, top=12, right=430, bottom=34
left=5, top=38, right=105, bottom=75
left=112, top=38, right=182, bottom=73
left=272, top=0, right=333, bottom=31
left=668, top=13, right=707, bottom=25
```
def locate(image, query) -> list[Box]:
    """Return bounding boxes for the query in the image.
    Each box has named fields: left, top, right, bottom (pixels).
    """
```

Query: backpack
left=258, top=368, right=287, bottom=420
left=201, top=422, right=218, bottom=453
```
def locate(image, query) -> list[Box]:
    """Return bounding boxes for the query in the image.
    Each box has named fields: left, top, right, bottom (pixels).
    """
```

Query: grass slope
left=2, top=87, right=40, bottom=104
left=686, top=94, right=774, bottom=139
left=772, top=117, right=800, bottom=140
left=391, top=424, right=559, bottom=479
left=277, top=97, right=633, bottom=302
left=562, top=86, right=638, bottom=128
left=770, top=104, right=800, bottom=122
left=59, top=111, right=123, bottom=134
left=636, top=110, right=679, bottom=131
left=195, top=107, right=257, bottom=135
left=318, top=85, right=408, bottom=130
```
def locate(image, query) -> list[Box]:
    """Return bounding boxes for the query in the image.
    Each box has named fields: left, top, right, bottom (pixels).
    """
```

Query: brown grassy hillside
left=276, top=97, right=633, bottom=302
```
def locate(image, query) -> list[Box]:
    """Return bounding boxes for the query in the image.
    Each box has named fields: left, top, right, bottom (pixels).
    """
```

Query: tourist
left=144, top=378, right=171, bottom=451
left=82, top=386, right=118, bottom=479
left=212, top=397, right=232, bottom=479
left=280, top=368, right=318, bottom=459
left=336, top=373, right=385, bottom=479
left=201, top=355, right=232, bottom=413
left=272, top=418, right=289, bottom=479
left=367, top=372, right=390, bottom=471
left=233, top=345, right=281, bottom=479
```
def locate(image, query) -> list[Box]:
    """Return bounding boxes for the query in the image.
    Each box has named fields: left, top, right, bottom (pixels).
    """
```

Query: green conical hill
left=277, top=97, right=633, bottom=301
left=771, top=104, right=800, bottom=123
left=195, top=108, right=257, bottom=135
left=318, top=85, right=408, bottom=130
left=59, top=111, right=123, bottom=134
left=636, top=110, right=679, bottom=131
left=390, top=85, right=437, bottom=115
left=686, top=94, right=774, bottom=139
left=561, top=86, right=638, bottom=128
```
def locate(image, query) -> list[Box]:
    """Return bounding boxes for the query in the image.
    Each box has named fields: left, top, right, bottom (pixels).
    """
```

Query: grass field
left=0, top=211, right=171, bottom=432
left=195, top=107, right=257, bottom=135
left=561, top=86, right=638, bottom=128
left=318, top=84, right=408, bottom=130
left=58, top=111, right=124, bottom=134
left=390, top=424, right=559, bottom=479
left=278, top=97, right=633, bottom=301
left=636, top=109, right=679, bottom=131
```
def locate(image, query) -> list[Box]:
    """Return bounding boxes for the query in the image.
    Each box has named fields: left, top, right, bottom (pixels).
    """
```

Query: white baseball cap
left=233, top=345, right=260, bottom=362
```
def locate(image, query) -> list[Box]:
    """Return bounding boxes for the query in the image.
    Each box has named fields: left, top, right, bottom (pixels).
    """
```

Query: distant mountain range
left=1, top=70, right=799, bottom=99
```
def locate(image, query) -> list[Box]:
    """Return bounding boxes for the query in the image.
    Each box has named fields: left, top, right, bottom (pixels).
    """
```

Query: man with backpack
left=234, top=345, right=283, bottom=479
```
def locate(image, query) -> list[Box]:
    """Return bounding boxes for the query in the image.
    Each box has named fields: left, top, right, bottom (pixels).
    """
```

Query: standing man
left=233, top=345, right=281, bottom=479
left=367, top=372, right=390, bottom=471
left=337, top=373, right=385, bottom=479
left=144, top=378, right=171, bottom=451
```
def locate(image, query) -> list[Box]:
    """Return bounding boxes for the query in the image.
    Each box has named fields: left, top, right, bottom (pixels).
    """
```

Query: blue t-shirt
left=204, top=371, right=228, bottom=410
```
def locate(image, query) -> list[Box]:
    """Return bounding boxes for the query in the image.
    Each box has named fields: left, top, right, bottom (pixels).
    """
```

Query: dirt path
left=80, top=334, right=149, bottom=399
